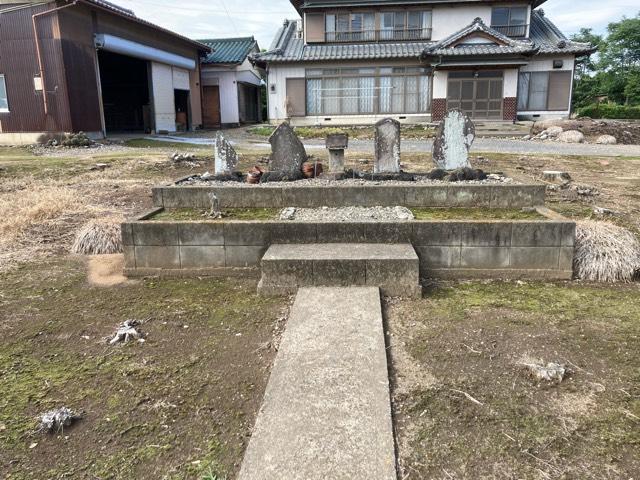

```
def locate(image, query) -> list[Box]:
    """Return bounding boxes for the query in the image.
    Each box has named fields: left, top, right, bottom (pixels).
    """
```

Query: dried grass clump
left=574, top=220, right=640, bottom=282
left=0, top=185, right=84, bottom=240
left=72, top=216, right=123, bottom=255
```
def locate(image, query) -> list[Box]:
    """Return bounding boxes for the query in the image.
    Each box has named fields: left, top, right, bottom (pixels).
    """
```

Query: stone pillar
left=374, top=118, right=401, bottom=174
left=214, top=131, right=238, bottom=174
left=432, top=109, right=476, bottom=170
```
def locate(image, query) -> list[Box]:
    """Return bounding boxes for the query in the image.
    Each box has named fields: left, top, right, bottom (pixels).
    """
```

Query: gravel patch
left=178, top=176, right=511, bottom=187
left=28, top=144, right=133, bottom=158
left=278, top=206, right=415, bottom=222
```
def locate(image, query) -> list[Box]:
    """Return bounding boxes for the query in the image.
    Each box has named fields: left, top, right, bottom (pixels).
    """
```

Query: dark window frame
left=491, top=6, right=529, bottom=37
left=0, top=74, right=9, bottom=112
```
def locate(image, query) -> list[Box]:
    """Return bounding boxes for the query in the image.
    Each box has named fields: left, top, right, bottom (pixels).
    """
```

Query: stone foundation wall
left=122, top=216, right=575, bottom=281
left=503, top=97, right=517, bottom=121
left=153, top=184, right=547, bottom=209
left=431, top=99, right=447, bottom=122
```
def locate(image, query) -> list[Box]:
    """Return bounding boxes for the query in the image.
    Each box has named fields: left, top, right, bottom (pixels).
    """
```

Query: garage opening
left=98, top=50, right=152, bottom=133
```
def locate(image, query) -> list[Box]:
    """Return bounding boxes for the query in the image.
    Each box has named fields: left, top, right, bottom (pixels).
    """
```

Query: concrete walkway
left=238, top=287, right=396, bottom=480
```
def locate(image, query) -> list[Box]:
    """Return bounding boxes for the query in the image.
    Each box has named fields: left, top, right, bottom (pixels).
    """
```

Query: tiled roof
left=81, top=0, right=211, bottom=52
left=529, top=10, right=595, bottom=54
left=253, top=20, right=431, bottom=62
left=253, top=8, right=594, bottom=64
left=422, top=17, right=537, bottom=57
left=200, top=37, right=258, bottom=64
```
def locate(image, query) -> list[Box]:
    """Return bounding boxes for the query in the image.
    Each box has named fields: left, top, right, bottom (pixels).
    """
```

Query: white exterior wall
left=504, top=68, right=518, bottom=97
left=431, top=5, right=492, bottom=40
left=518, top=55, right=575, bottom=119
left=151, top=62, right=176, bottom=132
left=267, top=64, right=306, bottom=122
left=201, top=58, right=263, bottom=125
left=151, top=62, right=193, bottom=133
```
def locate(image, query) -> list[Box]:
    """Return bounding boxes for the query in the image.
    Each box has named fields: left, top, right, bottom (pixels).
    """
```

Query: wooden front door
left=447, top=71, right=504, bottom=120
left=202, top=86, right=221, bottom=128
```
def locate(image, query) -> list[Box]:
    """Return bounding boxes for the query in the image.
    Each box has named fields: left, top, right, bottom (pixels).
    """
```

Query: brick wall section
left=503, top=97, right=517, bottom=121
left=431, top=98, right=447, bottom=122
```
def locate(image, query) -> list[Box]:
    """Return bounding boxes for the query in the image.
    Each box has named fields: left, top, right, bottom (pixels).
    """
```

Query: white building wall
left=151, top=62, right=176, bottom=132
left=267, top=64, right=306, bottom=121
left=431, top=5, right=492, bottom=40
left=504, top=68, right=518, bottom=97
left=201, top=60, right=264, bottom=125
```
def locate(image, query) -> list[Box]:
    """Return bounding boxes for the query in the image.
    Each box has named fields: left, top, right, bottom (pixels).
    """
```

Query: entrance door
left=447, top=71, right=503, bottom=120
left=202, top=86, right=221, bottom=128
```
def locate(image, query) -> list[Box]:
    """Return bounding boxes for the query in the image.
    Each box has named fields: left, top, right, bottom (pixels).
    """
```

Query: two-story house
left=252, top=0, right=595, bottom=125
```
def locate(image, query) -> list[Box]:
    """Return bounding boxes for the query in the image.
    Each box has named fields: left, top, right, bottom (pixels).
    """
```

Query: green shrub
left=576, top=103, right=640, bottom=119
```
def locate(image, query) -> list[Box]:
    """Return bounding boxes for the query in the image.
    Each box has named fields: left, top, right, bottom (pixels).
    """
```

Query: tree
left=571, top=13, right=640, bottom=108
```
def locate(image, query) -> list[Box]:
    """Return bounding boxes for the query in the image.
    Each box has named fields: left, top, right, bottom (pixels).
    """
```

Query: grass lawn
left=388, top=281, right=640, bottom=479
left=0, top=258, right=288, bottom=479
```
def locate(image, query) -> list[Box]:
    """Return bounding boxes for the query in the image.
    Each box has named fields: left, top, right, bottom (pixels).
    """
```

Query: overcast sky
left=115, top=0, right=637, bottom=48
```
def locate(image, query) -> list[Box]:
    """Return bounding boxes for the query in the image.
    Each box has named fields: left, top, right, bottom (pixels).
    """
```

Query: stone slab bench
left=238, top=286, right=397, bottom=480
left=258, top=243, right=421, bottom=297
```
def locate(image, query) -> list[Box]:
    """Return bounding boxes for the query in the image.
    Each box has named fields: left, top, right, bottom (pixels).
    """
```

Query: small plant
left=201, top=469, right=225, bottom=480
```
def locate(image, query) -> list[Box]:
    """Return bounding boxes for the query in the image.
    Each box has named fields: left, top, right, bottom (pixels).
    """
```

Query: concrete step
left=238, top=287, right=397, bottom=480
left=258, top=243, right=421, bottom=297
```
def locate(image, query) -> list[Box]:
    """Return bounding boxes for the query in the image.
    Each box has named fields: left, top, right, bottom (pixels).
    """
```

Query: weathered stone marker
left=214, top=131, right=238, bottom=174
left=268, top=121, right=307, bottom=174
left=374, top=118, right=401, bottom=174
left=326, top=133, right=348, bottom=173
left=432, top=109, right=476, bottom=170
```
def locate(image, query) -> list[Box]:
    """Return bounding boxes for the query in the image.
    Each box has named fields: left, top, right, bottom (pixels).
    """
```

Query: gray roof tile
left=253, top=8, right=594, bottom=63
left=200, top=37, right=258, bottom=64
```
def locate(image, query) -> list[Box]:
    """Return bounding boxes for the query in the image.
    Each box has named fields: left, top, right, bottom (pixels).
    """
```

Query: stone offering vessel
left=432, top=110, right=476, bottom=170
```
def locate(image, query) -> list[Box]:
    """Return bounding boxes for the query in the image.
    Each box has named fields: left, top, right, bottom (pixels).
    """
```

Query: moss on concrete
left=150, top=208, right=280, bottom=221
left=411, top=207, right=544, bottom=220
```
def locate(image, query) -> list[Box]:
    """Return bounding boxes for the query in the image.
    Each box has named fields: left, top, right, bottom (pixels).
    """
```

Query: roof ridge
left=198, top=36, right=256, bottom=44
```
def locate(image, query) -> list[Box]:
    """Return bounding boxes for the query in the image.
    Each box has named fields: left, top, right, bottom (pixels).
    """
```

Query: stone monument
left=432, top=110, right=475, bottom=170
left=268, top=122, right=307, bottom=174
left=214, top=131, right=238, bottom=174
left=374, top=118, right=401, bottom=174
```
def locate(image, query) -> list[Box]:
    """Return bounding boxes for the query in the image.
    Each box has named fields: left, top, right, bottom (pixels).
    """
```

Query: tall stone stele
left=268, top=121, right=307, bottom=174
left=214, top=131, right=238, bottom=174
left=432, top=109, right=476, bottom=170
left=374, top=118, right=401, bottom=173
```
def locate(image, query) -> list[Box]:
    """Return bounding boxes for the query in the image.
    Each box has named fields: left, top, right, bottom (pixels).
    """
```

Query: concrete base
left=258, top=243, right=422, bottom=298
left=238, top=287, right=397, bottom=480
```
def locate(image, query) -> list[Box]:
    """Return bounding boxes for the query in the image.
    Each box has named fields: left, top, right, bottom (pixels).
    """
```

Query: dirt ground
left=0, top=139, right=639, bottom=479
left=387, top=281, right=640, bottom=479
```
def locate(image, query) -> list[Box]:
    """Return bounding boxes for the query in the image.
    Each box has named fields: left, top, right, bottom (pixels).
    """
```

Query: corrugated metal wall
left=0, top=2, right=73, bottom=133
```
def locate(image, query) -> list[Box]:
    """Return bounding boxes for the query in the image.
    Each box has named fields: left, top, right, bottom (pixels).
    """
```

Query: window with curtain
left=0, top=75, right=8, bottom=111
left=306, top=67, right=431, bottom=116
left=518, top=72, right=549, bottom=111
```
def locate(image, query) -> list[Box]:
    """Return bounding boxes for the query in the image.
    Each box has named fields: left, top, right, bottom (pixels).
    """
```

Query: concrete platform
left=238, top=287, right=397, bottom=480
left=258, top=243, right=421, bottom=297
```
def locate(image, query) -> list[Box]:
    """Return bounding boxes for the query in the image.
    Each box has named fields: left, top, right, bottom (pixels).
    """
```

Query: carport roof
left=199, top=37, right=259, bottom=65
